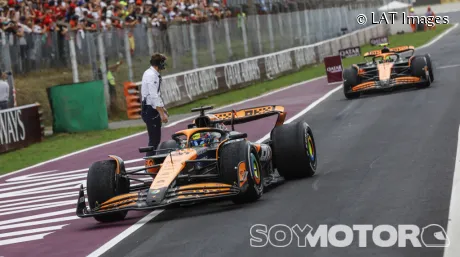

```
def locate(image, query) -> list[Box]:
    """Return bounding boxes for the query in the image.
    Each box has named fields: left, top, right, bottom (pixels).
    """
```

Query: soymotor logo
left=250, top=224, right=450, bottom=248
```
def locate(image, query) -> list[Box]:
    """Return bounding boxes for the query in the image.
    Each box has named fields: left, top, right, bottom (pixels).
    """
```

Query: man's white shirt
left=0, top=80, right=9, bottom=102
left=141, top=67, right=164, bottom=108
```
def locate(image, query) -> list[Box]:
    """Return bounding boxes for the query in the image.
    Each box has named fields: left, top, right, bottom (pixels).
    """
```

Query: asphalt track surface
left=1, top=16, right=460, bottom=257
left=100, top=15, right=460, bottom=257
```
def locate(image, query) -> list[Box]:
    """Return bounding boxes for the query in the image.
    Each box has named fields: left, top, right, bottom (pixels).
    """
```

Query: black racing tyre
left=411, top=56, right=431, bottom=88
left=271, top=121, right=317, bottom=179
left=218, top=140, right=263, bottom=204
left=424, top=53, right=434, bottom=82
left=87, top=160, right=130, bottom=223
left=156, top=139, right=180, bottom=154
left=342, top=67, right=360, bottom=99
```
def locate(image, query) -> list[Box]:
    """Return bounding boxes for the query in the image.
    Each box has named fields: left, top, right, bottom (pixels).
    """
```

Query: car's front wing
left=349, top=76, right=426, bottom=93
left=76, top=183, right=241, bottom=218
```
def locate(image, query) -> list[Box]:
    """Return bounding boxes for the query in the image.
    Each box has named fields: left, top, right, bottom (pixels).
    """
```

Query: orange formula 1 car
left=76, top=105, right=317, bottom=222
left=342, top=44, right=434, bottom=99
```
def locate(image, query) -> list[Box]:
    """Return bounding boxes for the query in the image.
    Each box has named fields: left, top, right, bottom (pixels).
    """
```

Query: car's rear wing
left=189, top=105, right=287, bottom=130
left=364, top=45, right=415, bottom=57
left=211, top=105, right=286, bottom=126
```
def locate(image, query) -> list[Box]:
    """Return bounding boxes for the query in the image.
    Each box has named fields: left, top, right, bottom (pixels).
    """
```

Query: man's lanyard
left=143, top=73, right=163, bottom=104
left=158, top=75, right=162, bottom=93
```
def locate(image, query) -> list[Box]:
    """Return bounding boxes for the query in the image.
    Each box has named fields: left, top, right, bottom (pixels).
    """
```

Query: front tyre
left=411, top=56, right=431, bottom=89
left=343, top=67, right=360, bottom=99
left=86, top=160, right=130, bottom=223
left=218, top=140, right=264, bottom=204
left=271, top=121, right=317, bottom=179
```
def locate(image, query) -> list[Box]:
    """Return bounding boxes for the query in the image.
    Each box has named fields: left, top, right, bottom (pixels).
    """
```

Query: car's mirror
left=139, top=146, right=154, bottom=153
left=229, top=133, right=247, bottom=140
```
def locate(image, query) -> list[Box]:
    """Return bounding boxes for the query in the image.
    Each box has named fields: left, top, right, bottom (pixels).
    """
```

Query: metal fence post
left=146, top=21, right=154, bottom=56
left=304, top=10, right=310, bottom=45
left=96, top=26, right=110, bottom=109
left=207, top=21, right=216, bottom=64
left=296, top=10, right=303, bottom=45
left=167, top=25, right=178, bottom=70
left=255, top=15, right=263, bottom=55
left=189, top=23, right=198, bottom=69
left=224, top=19, right=233, bottom=60
left=267, top=14, right=275, bottom=51
left=277, top=13, right=284, bottom=49
left=1, top=32, right=15, bottom=107
left=58, top=21, right=79, bottom=83
left=241, top=17, right=249, bottom=57
left=124, top=27, right=134, bottom=82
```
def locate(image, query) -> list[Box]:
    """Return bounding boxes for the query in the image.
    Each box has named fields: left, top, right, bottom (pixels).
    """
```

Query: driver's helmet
left=190, top=132, right=221, bottom=147
left=384, top=55, right=393, bottom=62
left=381, top=46, right=390, bottom=53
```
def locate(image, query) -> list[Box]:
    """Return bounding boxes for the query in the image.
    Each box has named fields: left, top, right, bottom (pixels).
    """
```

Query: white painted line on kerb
left=443, top=125, right=460, bottom=257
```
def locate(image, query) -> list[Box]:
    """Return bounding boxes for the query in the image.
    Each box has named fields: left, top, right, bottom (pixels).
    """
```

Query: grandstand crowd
left=0, top=0, right=235, bottom=36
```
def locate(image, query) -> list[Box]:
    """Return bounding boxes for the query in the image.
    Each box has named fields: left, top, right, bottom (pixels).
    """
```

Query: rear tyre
left=87, top=160, right=130, bottom=223
left=342, top=67, right=360, bottom=99
left=271, top=121, right=317, bottom=179
left=218, top=140, right=264, bottom=204
left=411, top=56, right=431, bottom=89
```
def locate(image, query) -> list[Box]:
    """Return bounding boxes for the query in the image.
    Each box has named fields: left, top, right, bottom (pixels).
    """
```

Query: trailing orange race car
left=76, top=105, right=317, bottom=223
left=342, top=43, right=434, bottom=99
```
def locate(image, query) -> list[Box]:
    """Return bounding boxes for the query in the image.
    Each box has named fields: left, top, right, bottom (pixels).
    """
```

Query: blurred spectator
left=0, top=0, right=235, bottom=32
left=0, top=0, right=240, bottom=75
left=0, top=70, right=9, bottom=110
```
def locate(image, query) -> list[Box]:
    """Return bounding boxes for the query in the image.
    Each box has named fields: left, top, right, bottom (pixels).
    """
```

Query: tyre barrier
left=124, top=82, right=142, bottom=119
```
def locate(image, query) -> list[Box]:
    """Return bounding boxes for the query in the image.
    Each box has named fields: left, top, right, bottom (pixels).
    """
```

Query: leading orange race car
left=76, top=105, right=317, bottom=223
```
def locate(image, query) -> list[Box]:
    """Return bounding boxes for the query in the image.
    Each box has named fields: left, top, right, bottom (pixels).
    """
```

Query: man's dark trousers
left=0, top=101, right=8, bottom=110
left=141, top=104, right=162, bottom=157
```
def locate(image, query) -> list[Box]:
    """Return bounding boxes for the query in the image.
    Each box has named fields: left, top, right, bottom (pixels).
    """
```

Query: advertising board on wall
left=339, top=46, right=361, bottom=58
left=324, top=56, right=344, bottom=84
left=0, top=103, right=44, bottom=154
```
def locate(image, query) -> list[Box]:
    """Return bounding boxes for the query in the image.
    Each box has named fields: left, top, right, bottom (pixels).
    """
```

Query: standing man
left=425, top=6, right=436, bottom=30
left=141, top=53, right=169, bottom=157
left=0, top=70, right=9, bottom=110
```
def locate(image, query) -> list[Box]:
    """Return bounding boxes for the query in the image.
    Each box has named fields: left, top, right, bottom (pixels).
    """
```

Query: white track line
left=86, top=210, right=164, bottom=257
left=443, top=125, right=460, bottom=257
left=438, top=64, right=460, bottom=70
left=417, top=23, right=459, bottom=49
left=86, top=22, right=460, bottom=257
